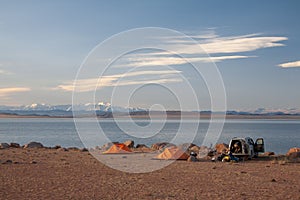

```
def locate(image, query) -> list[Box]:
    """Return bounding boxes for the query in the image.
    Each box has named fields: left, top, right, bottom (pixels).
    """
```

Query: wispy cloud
left=119, top=54, right=253, bottom=68
left=159, top=33, right=287, bottom=55
left=0, top=87, right=31, bottom=97
left=56, top=31, right=288, bottom=93
left=112, top=32, right=287, bottom=68
left=278, top=60, right=300, bottom=68
left=201, top=35, right=287, bottom=54
left=0, top=69, right=13, bottom=75
left=56, top=70, right=182, bottom=92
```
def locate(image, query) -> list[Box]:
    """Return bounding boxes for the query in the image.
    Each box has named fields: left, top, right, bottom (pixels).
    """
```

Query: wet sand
left=0, top=148, right=299, bottom=199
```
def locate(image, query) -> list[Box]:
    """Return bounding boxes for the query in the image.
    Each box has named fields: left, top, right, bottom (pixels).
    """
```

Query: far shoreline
left=1, top=113, right=300, bottom=120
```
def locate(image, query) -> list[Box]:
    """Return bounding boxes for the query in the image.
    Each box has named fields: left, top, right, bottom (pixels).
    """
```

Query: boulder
left=189, top=145, right=200, bottom=153
left=53, top=145, right=62, bottom=149
left=67, top=147, right=80, bottom=151
left=10, top=143, right=20, bottom=148
left=0, top=143, right=10, bottom=149
left=262, top=152, right=275, bottom=156
left=123, top=140, right=134, bottom=148
left=198, top=146, right=213, bottom=158
left=151, top=142, right=175, bottom=150
left=24, top=142, right=44, bottom=148
left=215, top=143, right=229, bottom=154
left=57, top=147, right=68, bottom=152
left=287, top=152, right=300, bottom=159
left=178, top=143, right=197, bottom=151
left=135, top=144, right=152, bottom=152
left=286, top=147, right=300, bottom=156
left=81, top=148, right=88, bottom=152
left=136, top=144, right=148, bottom=148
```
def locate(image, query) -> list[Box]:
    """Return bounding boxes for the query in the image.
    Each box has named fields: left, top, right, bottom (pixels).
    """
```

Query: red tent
left=103, top=143, right=133, bottom=154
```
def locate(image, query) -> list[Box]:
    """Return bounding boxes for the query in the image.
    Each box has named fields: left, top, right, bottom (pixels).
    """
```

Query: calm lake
left=0, top=118, right=299, bottom=154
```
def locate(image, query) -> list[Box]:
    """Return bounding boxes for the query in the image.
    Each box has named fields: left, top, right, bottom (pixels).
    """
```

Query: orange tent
left=103, top=143, right=133, bottom=154
left=155, top=146, right=189, bottom=160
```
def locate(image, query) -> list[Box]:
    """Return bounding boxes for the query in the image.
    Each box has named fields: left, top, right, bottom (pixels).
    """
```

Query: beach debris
left=155, top=146, right=189, bottom=160
left=123, top=140, right=134, bottom=148
left=24, top=141, right=44, bottom=148
left=0, top=143, right=10, bottom=149
left=271, top=178, right=277, bottom=182
left=9, top=143, right=20, bottom=148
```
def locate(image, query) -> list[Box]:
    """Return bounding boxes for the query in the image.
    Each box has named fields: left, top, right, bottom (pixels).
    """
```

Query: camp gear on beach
left=228, top=151, right=239, bottom=162
left=222, top=155, right=230, bottom=162
left=190, top=151, right=197, bottom=157
left=103, top=143, right=133, bottom=154
left=155, top=146, right=189, bottom=160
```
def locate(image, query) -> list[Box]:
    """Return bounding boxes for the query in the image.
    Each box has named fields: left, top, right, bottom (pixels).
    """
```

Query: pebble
left=2, top=160, right=13, bottom=164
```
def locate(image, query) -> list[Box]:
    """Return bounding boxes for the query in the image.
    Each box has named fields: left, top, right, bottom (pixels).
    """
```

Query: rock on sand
left=215, top=143, right=229, bottom=154
left=286, top=147, right=300, bottom=156
left=0, top=143, right=10, bottom=149
left=24, top=142, right=44, bottom=148
left=10, top=143, right=20, bottom=148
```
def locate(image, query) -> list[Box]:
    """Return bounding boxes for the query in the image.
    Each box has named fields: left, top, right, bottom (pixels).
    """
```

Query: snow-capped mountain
left=0, top=102, right=147, bottom=113
left=0, top=103, right=299, bottom=117
left=0, top=103, right=72, bottom=111
left=228, top=108, right=300, bottom=115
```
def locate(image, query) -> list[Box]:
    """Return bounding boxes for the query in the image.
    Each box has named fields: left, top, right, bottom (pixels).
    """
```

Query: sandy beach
left=1, top=148, right=299, bottom=199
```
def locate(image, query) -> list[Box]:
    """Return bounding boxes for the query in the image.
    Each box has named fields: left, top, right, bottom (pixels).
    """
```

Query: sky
left=0, top=0, right=300, bottom=111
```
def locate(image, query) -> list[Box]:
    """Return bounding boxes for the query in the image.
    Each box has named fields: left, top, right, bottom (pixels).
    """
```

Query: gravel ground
left=0, top=148, right=300, bottom=199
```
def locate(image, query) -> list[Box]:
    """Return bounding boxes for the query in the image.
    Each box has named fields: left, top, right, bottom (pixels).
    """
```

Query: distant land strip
left=1, top=111, right=300, bottom=119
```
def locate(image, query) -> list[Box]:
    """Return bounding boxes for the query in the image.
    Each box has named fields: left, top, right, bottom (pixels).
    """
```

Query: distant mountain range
left=0, top=102, right=147, bottom=117
left=0, top=103, right=299, bottom=117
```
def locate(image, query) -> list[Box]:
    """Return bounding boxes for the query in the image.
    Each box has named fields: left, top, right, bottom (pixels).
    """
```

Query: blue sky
left=0, top=0, right=300, bottom=111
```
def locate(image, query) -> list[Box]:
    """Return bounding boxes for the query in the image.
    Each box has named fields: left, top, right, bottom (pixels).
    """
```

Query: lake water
left=0, top=118, right=299, bottom=154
